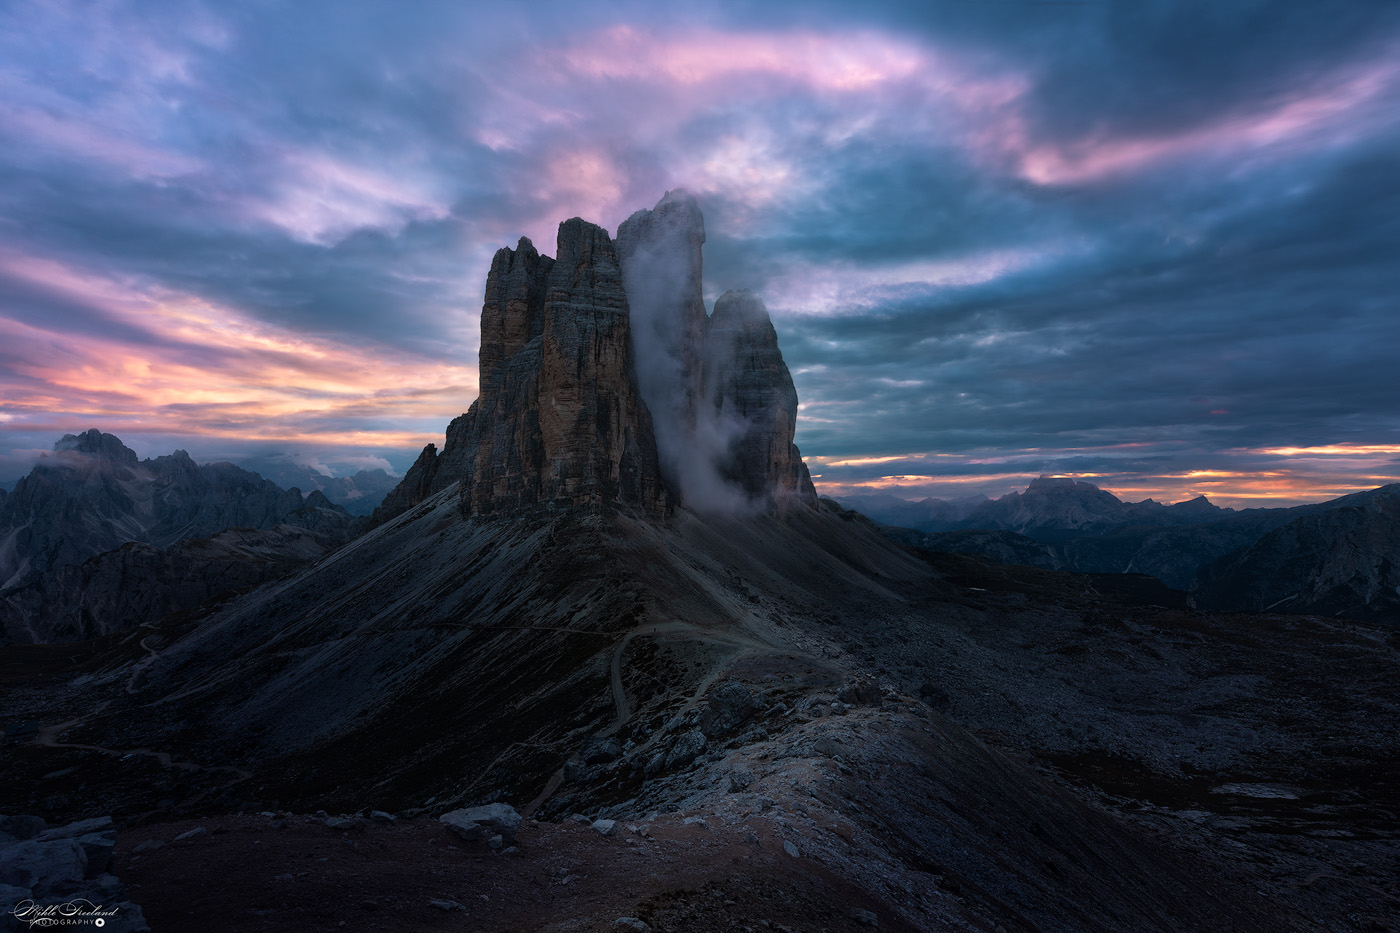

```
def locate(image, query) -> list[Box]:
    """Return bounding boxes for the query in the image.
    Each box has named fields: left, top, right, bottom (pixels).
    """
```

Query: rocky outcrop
left=1, top=813, right=148, bottom=930
left=478, top=235, right=553, bottom=383
left=702, top=290, right=818, bottom=506
left=456, top=220, right=669, bottom=518
left=375, top=223, right=671, bottom=522
left=368, top=443, right=441, bottom=524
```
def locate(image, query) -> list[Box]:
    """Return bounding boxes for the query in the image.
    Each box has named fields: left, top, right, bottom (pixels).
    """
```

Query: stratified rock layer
left=703, top=290, right=818, bottom=506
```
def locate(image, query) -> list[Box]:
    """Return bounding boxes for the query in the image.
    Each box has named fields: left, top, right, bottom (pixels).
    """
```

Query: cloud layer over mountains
left=1, top=0, right=1397, bottom=505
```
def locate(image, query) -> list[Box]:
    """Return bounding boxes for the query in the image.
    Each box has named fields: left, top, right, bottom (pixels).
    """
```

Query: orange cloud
left=0, top=253, right=479, bottom=454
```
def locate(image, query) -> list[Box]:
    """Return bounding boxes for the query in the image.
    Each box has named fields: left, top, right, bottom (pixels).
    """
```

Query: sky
left=1, top=0, right=1398, bottom=507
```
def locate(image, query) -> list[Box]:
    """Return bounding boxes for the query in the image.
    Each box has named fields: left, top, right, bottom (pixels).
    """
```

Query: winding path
left=522, top=617, right=795, bottom=818
left=28, top=623, right=254, bottom=801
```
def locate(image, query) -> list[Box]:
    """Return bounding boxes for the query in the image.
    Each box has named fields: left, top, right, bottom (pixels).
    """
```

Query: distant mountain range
left=0, top=430, right=360, bottom=644
left=234, top=459, right=400, bottom=516
left=841, top=476, right=1400, bottom=622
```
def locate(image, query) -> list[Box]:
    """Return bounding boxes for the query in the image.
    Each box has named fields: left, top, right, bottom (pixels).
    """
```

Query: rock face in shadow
left=461, top=219, right=669, bottom=518
left=703, top=290, right=818, bottom=506
left=375, top=222, right=671, bottom=522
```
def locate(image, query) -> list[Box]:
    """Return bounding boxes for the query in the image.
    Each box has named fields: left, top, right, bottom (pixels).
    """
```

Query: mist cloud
left=619, top=196, right=753, bottom=515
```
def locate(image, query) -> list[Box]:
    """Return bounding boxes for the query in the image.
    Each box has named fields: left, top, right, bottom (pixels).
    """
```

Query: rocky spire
left=702, top=290, right=819, bottom=507
left=478, top=237, right=553, bottom=384
left=474, top=217, right=667, bottom=516
left=373, top=193, right=820, bottom=524
left=443, top=219, right=669, bottom=519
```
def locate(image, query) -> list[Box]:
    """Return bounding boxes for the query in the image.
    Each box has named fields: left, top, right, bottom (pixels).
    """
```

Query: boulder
left=36, top=816, right=112, bottom=841
left=0, top=837, right=87, bottom=895
left=0, top=814, right=47, bottom=842
left=836, top=680, right=883, bottom=707
left=76, top=831, right=116, bottom=878
left=700, top=682, right=760, bottom=737
left=439, top=804, right=522, bottom=845
left=580, top=736, right=622, bottom=765
left=664, top=730, right=707, bottom=771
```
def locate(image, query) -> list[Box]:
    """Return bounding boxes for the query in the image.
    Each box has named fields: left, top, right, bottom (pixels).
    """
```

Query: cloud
left=0, top=0, right=1397, bottom=504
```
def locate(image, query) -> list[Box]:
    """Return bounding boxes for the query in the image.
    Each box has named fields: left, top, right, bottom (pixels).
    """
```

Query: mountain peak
left=1026, top=475, right=1097, bottom=493
left=53, top=429, right=138, bottom=466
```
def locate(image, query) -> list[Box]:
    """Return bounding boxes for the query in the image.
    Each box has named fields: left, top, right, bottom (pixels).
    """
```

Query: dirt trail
left=28, top=623, right=254, bottom=796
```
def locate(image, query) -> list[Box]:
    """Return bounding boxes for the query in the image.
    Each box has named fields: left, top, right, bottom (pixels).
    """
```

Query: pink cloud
left=248, top=149, right=451, bottom=245
left=1012, top=52, right=1400, bottom=186
left=0, top=253, right=478, bottom=452
left=463, top=25, right=1032, bottom=238
left=550, top=25, right=927, bottom=92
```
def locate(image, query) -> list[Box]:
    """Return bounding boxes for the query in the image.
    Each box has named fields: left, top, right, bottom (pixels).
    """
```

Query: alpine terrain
left=2, top=193, right=1396, bottom=933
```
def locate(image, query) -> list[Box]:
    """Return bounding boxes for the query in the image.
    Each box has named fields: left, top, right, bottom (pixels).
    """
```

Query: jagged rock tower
left=373, top=191, right=816, bottom=524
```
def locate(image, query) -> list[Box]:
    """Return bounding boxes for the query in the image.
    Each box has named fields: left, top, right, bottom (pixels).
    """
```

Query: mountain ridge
left=0, top=429, right=359, bottom=644
left=854, top=477, right=1400, bottom=620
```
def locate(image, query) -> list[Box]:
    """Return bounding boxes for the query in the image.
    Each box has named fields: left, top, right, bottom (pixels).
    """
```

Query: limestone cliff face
left=376, top=193, right=820, bottom=523
left=376, top=221, right=670, bottom=522
left=521, top=218, right=668, bottom=516
left=478, top=236, right=553, bottom=384
left=702, top=290, right=818, bottom=506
